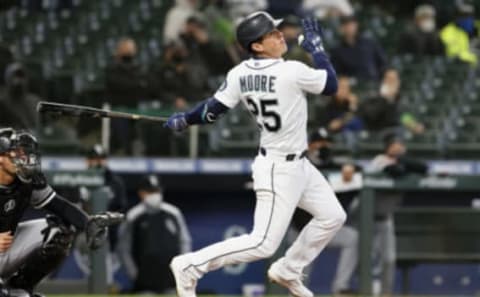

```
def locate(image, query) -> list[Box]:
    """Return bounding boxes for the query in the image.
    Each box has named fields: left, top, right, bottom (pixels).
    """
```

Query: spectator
left=105, top=38, right=148, bottom=108
left=278, top=15, right=312, bottom=65
left=398, top=4, right=445, bottom=56
left=302, top=0, right=354, bottom=20
left=319, top=76, right=362, bottom=136
left=358, top=68, right=424, bottom=135
left=118, top=175, right=191, bottom=293
left=224, top=0, right=267, bottom=22
left=163, top=0, right=198, bottom=45
left=0, top=63, right=40, bottom=130
left=308, top=127, right=341, bottom=170
left=440, top=0, right=480, bottom=65
left=181, top=16, right=234, bottom=75
left=366, top=135, right=428, bottom=295
left=105, top=38, right=147, bottom=155
left=148, top=42, right=207, bottom=110
left=331, top=15, right=387, bottom=81
left=202, top=0, right=241, bottom=64
left=84, top=144, right=128, bottom=250
left=0, top=43, right=13, bottom=85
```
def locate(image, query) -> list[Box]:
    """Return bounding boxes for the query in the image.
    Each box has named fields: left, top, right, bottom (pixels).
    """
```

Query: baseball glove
left=86, top=211, right=124, bottom=250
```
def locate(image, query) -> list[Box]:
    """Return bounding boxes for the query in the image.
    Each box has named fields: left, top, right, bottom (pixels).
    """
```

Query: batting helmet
left=236, top=11, right=283, bottom=52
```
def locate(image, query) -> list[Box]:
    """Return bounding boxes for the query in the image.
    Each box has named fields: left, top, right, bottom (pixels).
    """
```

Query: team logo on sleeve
left=218, top=79, right=228, bottom=92
left=4, top=199, right=16, bottom=213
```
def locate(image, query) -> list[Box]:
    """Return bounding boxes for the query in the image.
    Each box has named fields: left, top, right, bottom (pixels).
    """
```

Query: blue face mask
left=456, top=16, right=475, bottom=34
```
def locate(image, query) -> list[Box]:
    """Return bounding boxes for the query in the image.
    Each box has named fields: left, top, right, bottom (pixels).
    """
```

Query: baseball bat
left=36, top=101, right=169, bottom=123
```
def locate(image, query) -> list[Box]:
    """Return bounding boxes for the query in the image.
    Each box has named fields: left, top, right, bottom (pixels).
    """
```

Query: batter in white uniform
left=164, top=11, right=346, bottom=297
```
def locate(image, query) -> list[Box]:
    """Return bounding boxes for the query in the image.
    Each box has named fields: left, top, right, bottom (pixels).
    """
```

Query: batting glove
left=164, top=113, right=189, bottom=132
left=299, top=18, right=324, bottom=54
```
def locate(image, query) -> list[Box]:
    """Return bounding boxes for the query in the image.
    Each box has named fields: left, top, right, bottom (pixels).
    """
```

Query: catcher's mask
left=0, top=128, right=41, bottom=181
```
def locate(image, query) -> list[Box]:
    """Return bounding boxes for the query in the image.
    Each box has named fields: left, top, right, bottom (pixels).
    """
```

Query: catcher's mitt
left=86, top=211, right=124, bottom=250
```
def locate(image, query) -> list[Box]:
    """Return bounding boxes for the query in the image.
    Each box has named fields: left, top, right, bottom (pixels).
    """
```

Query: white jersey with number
left=214, top=58, right=327, bottom=155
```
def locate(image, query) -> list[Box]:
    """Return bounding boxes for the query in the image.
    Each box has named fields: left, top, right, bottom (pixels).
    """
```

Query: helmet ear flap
left=0, top=137, right=11, bottom=154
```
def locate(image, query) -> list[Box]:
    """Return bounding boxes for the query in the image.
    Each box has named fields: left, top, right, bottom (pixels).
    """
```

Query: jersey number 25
left=246, top=98, right=282, bottom=132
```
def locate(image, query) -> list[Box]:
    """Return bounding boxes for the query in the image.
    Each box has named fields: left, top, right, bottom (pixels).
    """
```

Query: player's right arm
left=164, top=69, right=241, bottom=132
left=298, top=18, right=338, bottom=95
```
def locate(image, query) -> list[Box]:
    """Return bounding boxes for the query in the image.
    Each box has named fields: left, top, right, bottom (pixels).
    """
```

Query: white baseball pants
left=180, top=154, right=346, bottom=279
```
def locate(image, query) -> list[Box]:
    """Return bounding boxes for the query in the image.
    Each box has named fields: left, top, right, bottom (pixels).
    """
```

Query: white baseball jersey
left=214, top=58, right=327, bottom=155
left=171, top=56, right=346, bottom=297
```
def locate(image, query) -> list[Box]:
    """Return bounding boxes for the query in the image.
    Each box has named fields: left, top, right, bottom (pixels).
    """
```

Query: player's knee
left=329, top=207, right=347, bottom=230
left=255, top=238, right=281, bottom=259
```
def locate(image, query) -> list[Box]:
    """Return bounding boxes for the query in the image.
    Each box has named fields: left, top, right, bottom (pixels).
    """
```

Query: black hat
left=383, top=133, right=403, bottom=151
left=309, top=127, right=332, bottom=143
left=87, top=144, right=107, bottom=159
left=138, top=174, right=162, bottom=192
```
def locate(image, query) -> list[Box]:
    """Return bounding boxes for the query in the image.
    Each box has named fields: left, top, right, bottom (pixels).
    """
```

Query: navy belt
left=260, top=147, right=307, bottom=161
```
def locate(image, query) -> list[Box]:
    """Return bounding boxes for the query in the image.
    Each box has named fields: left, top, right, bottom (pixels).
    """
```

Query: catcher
left=0, top=128, right=123, bottom=297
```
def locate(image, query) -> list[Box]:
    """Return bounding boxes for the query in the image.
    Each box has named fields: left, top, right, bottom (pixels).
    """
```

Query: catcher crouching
left=0, top=128, right=123, bottom=297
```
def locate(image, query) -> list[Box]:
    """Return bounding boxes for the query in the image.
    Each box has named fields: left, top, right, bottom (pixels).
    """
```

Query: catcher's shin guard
left=8, top=216, right=74, bottom=292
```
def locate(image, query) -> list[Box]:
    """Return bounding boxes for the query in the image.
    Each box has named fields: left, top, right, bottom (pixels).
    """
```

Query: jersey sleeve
left=213, top=69, right=241, bottom=108
left=30, top=184, right=56, bottom=209
left=294, top=61, right=328, bottom=95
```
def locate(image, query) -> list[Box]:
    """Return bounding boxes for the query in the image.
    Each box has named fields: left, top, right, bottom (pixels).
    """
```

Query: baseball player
left=164, top=12, right=345, bottom=297
left=0, top=128, right=123, bottom=297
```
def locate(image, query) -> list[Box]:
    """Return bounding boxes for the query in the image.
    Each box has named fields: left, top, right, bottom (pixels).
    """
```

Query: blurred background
left=1, top=0, right=480, bottom=296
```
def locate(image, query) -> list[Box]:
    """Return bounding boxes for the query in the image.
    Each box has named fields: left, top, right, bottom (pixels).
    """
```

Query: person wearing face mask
left=359, top=68, right=424, bottom=135
left=398, top=4, right=445, bottom=57
left=84, top=144, right=127, bottom=250
left=331, top=15, right=387, bottom=81
left=365, top=134, right=428, bottom=295
left=117, top=174, right=192, bottom=293
left=440, top=0, right=480, bottom=65
left=105, top=38, right=149, bottom=155
left=0, top=63, right=40, bottom=130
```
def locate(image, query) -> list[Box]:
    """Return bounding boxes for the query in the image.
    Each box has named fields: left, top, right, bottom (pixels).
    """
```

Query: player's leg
left=7, top=216, right=74, bottom=293
left=0, top=219, right=47, bottom=278
left=275, top=160, right=346, bottom=276
left=328, top=225, right=358, bottom=293
left=170, top=158, right=305, bottom=296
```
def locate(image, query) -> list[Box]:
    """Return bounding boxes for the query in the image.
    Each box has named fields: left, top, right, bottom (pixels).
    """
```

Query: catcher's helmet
left=236, top=11, right=283, bottom=52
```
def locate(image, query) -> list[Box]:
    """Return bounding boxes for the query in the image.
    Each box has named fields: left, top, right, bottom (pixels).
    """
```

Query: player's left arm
left=30, top=173, right=124, bottom=249
left=165, top=69, right=240, bottom=132
left=30, top=173, right=89, bottom=231
left=299, top=18, right=338, bottom=95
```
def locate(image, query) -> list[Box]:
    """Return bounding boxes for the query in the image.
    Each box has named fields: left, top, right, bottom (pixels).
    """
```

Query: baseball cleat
left=268, top=261, right=314, bottom=297
left=170, top=256, right=197, bottom=297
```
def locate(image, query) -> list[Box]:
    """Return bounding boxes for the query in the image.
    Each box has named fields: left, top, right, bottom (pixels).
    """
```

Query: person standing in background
left=118, top=175, right=191, bottom=293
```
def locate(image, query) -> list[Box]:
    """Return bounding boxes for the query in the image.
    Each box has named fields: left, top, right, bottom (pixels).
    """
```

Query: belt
left=260, top=147, right=307, bottom=161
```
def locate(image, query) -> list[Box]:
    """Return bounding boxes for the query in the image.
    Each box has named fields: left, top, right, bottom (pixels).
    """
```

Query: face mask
left=8, top=77, right=27, bottom=98
left=120, top=55, right=134, bottom=64
left=144, top=193, right=163, bottom=207
left=419, top=18, right=435, bottom=33
left=318, top=146, right=331, bottom=161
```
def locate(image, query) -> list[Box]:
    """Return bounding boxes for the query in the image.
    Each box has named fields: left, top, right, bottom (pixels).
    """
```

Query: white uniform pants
left=0, top=219, right=47, bottom=277
left=181, top=154, right=346, bottom=279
